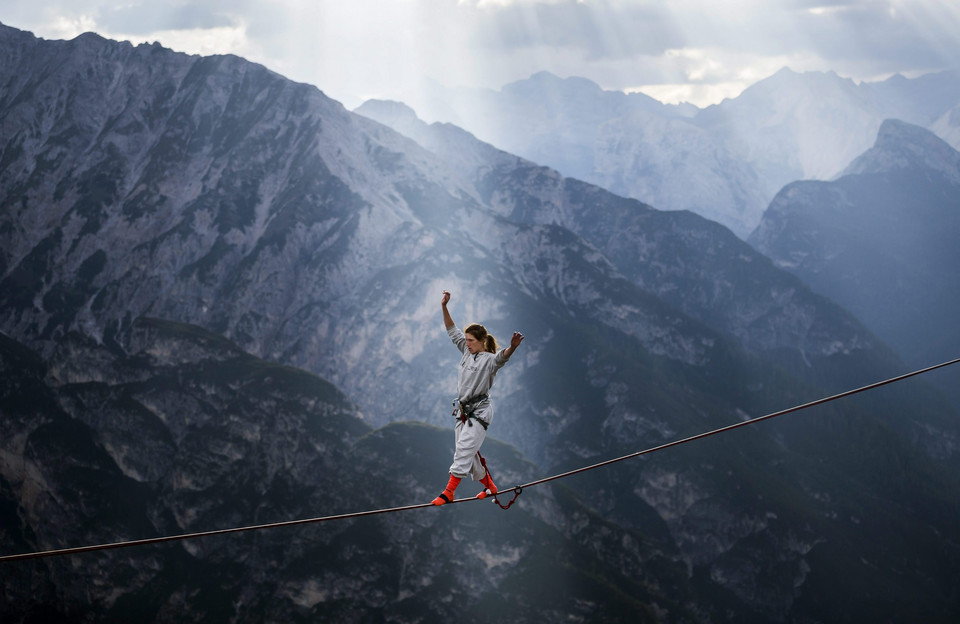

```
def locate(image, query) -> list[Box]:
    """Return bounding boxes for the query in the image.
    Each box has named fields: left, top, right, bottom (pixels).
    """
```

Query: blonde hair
left=465, top=323, right=497, bottom=353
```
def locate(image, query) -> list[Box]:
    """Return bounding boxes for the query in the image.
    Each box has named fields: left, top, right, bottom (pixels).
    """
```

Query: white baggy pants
left=449, top=416, right=487, bottom=480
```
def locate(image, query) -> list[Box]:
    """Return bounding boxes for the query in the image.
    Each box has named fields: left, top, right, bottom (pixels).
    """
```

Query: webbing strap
left=477, top=451, right=522, bottom=510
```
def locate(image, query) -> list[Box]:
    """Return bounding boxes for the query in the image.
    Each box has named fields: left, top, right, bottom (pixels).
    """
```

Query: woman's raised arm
left=441, top=290, right=455, bottom=330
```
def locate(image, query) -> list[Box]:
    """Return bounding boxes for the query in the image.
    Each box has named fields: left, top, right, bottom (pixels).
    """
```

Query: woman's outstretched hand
left=441, top=290, right=451, bottom=306
left=510, top=331, right=524, bottom=350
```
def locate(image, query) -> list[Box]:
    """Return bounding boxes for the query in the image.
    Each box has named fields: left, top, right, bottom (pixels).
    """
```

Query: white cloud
left=45, top=13, right=97, bottom=40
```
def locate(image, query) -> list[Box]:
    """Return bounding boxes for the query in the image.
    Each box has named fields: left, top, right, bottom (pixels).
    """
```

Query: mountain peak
left=67, top=30, right=118, bottom=53
left=503, top=71, right=603, bottom=97
left=72, top=31, right=106, bottom=43
left=875, top=117, right=942, bottom=145
left=708, top=67, right=858, bottom=117
left=842, top=118, right=960, bottom=183
left=772, top=66, right=799, bottom=78
left=528, top=69, right=563, bottom=82
left=354, top=98, right=421, bottom=127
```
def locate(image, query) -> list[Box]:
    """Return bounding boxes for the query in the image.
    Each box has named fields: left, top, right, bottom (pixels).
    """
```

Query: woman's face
left=465, top=332, right=483, bottom=354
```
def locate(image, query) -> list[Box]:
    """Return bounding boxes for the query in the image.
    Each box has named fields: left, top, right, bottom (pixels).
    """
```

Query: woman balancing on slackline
left=432, top=290, right=524, bottom=506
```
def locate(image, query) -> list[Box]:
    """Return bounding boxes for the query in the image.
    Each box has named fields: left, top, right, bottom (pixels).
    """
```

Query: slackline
left=2, top=356, right=958, bottom=563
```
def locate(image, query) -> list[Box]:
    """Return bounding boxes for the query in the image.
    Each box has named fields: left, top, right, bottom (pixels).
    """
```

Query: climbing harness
left=453, top=394, right=489, bottom=429
left=2, top=356, right=958, bottom=563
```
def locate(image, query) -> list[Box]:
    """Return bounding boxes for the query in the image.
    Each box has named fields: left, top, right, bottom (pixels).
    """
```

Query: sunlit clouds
left=2, top=0, right=959, bottom=108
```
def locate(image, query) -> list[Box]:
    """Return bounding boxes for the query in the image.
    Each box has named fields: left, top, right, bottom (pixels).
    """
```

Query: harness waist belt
left=453, top=394, right=490, bottom=429
left=459, top=394, right=488, bottom=410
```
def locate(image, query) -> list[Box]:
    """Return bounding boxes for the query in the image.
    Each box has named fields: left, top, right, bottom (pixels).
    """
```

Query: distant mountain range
left=2, top=23, right=960, bottom=622
left=750, top=119, right=960, bottom=408
left=397, top=68, right=960, bottom=237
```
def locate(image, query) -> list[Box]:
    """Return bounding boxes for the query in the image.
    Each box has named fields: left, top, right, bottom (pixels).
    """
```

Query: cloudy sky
left=2, top=0, right=959, bottom=108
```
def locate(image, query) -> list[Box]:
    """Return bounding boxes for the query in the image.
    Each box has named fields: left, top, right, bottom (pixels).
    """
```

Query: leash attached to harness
left=477, top=451, right=522, bottom=510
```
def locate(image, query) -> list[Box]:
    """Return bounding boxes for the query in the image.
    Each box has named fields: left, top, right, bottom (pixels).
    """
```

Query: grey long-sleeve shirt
left=448, top=325, right=511, bottom=403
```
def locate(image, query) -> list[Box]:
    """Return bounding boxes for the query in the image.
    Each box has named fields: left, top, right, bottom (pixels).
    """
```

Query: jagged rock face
left=0, top=28, right=464, bottom=428
left=3, top=25, right=960, bottom=622
left=750, top=120, right=960, bottom=407
left=1, top=24, right=885, bottom=432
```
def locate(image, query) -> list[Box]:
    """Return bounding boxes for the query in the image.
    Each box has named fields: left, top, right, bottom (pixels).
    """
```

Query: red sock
left=476, top=474, right=498, bottom=499
left=432, top=475, right=461, bottom=506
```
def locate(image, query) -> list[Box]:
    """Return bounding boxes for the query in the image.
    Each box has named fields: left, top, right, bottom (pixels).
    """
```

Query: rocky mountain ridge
left=0, top=23, right=891, bottom=429
left=394, top=68, right=960, bottom=237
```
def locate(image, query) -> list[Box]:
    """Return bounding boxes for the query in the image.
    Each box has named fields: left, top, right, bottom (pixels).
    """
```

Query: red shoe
left=476, top=474, right=498, bottom=500
left=432, top=475, right=461, bottom=506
